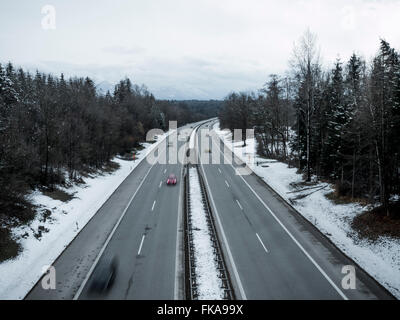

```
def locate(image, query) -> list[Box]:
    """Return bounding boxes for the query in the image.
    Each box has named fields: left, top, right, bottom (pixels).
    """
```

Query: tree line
left=219, top=32, right=400, bottom=216
left=0, top=63, right=218, bottom=224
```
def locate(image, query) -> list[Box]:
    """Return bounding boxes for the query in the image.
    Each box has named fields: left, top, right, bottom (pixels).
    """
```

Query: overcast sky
left=1, top=0, right=399, bottom=99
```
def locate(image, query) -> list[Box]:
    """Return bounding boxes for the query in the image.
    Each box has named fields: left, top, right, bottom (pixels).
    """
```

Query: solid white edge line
left=210, top=134, right=349, bottom=301
left=138, top=235, right=145, bottom=255
left=73, top=142, right=168, bottom=300
left=197, top=127, right=248, bottom=300
left=73, top=162, right=154, bottom=299
left=256, top=233, right=269, bottom=253
left=174, top=164, right=185, bottom=300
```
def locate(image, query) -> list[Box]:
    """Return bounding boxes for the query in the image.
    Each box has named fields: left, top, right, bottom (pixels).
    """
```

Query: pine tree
left=368, top=40, right=398, bottom=214
left=341, top=54, right=365, bottom=198
left=322, top=60, right=349, bottom=180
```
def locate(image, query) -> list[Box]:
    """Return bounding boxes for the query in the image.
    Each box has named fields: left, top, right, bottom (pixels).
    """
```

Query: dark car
left=89, top=256, right=118, bottom=293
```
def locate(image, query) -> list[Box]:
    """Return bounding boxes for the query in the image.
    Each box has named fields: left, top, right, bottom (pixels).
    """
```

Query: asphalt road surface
left=26, top=123, right=201, bottom=300
left=26, top=119, right=394, bottom=300
left=196, top=121, right=393, bottom=300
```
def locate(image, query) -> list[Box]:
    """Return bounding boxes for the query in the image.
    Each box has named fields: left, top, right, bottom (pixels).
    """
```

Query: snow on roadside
left=212, top=122, right=400, bottom=299
left=189, top=167, right=224, bottom=300
left=0, top=131, right=173, bottom=300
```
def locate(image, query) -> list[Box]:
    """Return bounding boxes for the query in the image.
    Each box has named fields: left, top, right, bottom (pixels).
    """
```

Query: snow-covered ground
left=0, top=131, right=173, bottom=300
left=189, top=167, right=224, bottom=300
left=213, top=122, right=400, bottom=299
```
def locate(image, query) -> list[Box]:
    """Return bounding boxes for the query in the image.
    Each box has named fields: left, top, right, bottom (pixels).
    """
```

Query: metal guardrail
left=183, top=120, right=235, bottom=300
left=184, top=166, right=197, bottom=300
left=183, top=123, right=203, bottom=300
left=196, top=165, right=235, bottom=300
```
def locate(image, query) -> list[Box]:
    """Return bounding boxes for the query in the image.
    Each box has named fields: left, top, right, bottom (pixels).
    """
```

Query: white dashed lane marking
left=256, top=233, right=269, bottom=253
left=138, top=235, right=145, bottom=255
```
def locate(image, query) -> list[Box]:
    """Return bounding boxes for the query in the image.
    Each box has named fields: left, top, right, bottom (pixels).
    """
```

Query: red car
left=167, top=174, right=177, bottom=185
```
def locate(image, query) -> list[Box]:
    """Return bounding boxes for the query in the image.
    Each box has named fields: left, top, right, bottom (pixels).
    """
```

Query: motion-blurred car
left=89, top=256, right=118, bottom=294
left=166, top=174, right=177, bottom=185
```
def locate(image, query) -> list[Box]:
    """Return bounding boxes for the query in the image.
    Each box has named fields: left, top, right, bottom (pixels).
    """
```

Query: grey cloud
left=102, top=45, right=146, bottom=55
left=1, top=0, right=399, bottom=100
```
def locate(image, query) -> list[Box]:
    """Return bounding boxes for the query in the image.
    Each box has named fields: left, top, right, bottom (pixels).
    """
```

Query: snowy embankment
left=212, top=122, right=400, bottom=299
left=189, top=167, right=224, bottom=300
left=0, top=131, right=173, bottom=300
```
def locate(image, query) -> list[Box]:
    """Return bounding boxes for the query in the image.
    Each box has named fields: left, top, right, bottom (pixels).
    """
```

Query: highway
left=196, top=121, right=393, bottom=300
left=77, top=135, right=183, bottom=300
left=26, top=123, right=196, bottom=300
left=26, top=119, right=393, bottom=300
